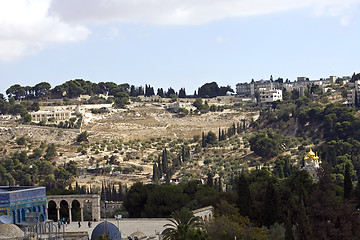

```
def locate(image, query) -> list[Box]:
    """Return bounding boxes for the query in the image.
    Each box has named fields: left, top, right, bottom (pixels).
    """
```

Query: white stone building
left=30, top=110, right=73, bottom=122
left=259, top=88, right=282, bottom=106
left=302, top=149, right=321, bottom=181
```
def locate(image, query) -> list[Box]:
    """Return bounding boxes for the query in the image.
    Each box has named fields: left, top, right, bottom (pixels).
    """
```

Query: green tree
left=206, top=201, right=269, bottom=240
left=76, top=131, right=89, bottom=143
left=44, top=143, right=56, bottom=160
left=23, top=113, right=32, bottom=123
left=205, top=131, right=217, bottom=145
left=249, top=132, right=282, bottom=158
left=16, top=136, right=26, bottom=146
left=163, top=208, right=202, bottom=240
left=142, top=184, right=189, bottom=217
left=235, top=174, right=252, bottom=217
left=344, top=163, right=353, bottom=199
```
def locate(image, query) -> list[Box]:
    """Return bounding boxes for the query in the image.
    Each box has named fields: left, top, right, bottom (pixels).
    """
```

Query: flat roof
left=0, top=186, right=45, bottom=193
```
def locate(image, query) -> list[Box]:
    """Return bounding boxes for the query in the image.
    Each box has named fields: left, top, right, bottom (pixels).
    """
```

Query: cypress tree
left=162, top=148, right=168, bottom=176
left=202, top=132, right=206, bottom=148
left=207, top=173, right=214, bottom=187
left=181, top=145, right=185, bottom=163
left=101, top=182, right=105, bottom=201
left=261, top=181, right=280, bottom=227
left=218, top=177, right=223, bottom=192
left=235, top=174, right=252, bottom=217
left=344, top=163, right=353, bottom=199
left=112, top=184, right=117, bottom=201
left=152, top=163, right=160, bottom=183
left=221, top=129, right=226, bottom=141
left=118, top=183, right=123, bottom=201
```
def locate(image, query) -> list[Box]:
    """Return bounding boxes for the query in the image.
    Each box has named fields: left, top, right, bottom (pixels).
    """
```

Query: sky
left=0, top=0, right=360, bottom=96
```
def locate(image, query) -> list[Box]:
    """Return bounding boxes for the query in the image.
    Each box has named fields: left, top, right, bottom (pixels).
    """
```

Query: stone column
left=56, top=207, right=60, bottom=221
left=68, top=207, right=72, bottom=222
left=80, top=206, right=84, bottom=222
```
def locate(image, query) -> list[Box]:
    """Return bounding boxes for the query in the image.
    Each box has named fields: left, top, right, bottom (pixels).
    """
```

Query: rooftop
left=0, top=186, right=45, bottom=193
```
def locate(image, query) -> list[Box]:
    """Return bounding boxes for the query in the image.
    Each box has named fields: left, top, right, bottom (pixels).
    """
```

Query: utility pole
left=103, top=164, right=107, bottom=239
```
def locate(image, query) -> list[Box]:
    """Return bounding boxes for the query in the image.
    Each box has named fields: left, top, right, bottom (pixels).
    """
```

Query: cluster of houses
left=27, top=76, right=360, bottom=123
left=236, top=75, right=357, bottom=107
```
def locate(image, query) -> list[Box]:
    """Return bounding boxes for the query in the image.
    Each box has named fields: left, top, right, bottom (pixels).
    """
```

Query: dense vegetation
left=3, top=76, right=360, bottom=239
left=0, top=139, right=77, bottom=189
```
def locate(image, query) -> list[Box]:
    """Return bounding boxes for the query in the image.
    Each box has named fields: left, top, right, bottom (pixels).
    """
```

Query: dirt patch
left=83, top=103, right=258, bottom=142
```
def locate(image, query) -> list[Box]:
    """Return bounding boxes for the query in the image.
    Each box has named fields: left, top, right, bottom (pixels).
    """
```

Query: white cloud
left=0, top=0, right=90, bottom=61
left=49, top=0, right=360, bottom=25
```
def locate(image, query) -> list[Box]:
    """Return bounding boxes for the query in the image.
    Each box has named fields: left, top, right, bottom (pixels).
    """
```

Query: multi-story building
left=30, top=110, right=73, bottom=122
left=346, top=89, right=356, bottom=107
left=346, top=80, right=360, bottom=107
left=236, top=82, right=252, bottom=96
left=259, top=88, right=283, bottom=106
left=237, top=76, right=338, bottom=98
left=236, top=80, right=283, bottom=96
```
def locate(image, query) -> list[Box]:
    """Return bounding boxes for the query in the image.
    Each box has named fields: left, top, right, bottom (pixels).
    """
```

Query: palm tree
left=163, top=208, right=202, bottom=240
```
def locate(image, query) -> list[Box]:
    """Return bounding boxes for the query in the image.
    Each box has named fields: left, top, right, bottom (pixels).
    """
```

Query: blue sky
left=0, top=0, right=360, bottom=96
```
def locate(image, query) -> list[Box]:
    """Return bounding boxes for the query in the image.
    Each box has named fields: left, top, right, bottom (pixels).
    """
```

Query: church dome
left=91, top=221, right=121, bottom=240
left=307, top=149, right=315, bottom=158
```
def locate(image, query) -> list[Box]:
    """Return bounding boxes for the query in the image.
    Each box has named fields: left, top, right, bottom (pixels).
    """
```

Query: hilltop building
left=236, top=75, right=339, bottom=101
left=30, top=110, right=73, bottom=122
left=258, top=88, right=283, bottom=107
left=345, top=80, right=360, bottom=107
left=302, top=149, right=321, bottom=181
left=236, top=79, right=283, bottom=97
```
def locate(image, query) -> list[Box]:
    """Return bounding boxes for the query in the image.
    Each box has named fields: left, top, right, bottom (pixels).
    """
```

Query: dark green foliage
left=123, top=182, right=152, bottom=217
left=260, top=181, right=280, bottom=227
left=205, top=131, right=217, bottom=145
left=273, top=155, right=293, bottom=179
left=22, top=113, right=32, bottom=123
left=124, top=181, right=218, bottom=218
left=235, top=174, right=252, bottom=217
left=76, top=131, right=89, bottom=143
left=249, top=132, right=283, bottom=158
left=201, top=132, right=206, bottom=148
left=0, top=150, right=77, bottom=190
left=193, top=98, right=204, bottom=111
left=206, top=201, right=269, bottom=240
left=163, top=208, right=203, bottom=240
left=16, top=136, right=26, bottom=146
left=178, top=88, right=186, bottom=98
left=344, top=163, right=352, bottom=199
left=197, top=82, right=233, bottom=98
left=44, top=143, right=56, bottom=160
left=152, top=163, right=160, bottom=184
left=142, top=184, right=189, bottom=217
left=144, top=84, right=155, bottom=97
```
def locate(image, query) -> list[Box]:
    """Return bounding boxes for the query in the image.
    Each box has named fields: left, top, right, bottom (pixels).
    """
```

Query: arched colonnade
left=46, top=194, right=100, bottom=222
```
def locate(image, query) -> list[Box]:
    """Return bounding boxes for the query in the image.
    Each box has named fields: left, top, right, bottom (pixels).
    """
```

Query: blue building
left=0, top=186, right=46, bottom=224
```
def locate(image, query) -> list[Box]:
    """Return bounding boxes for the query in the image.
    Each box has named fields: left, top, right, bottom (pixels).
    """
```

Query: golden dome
left=304, top=149, right=320, bottom=162
left=307, top=149, right=315, bottom=158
